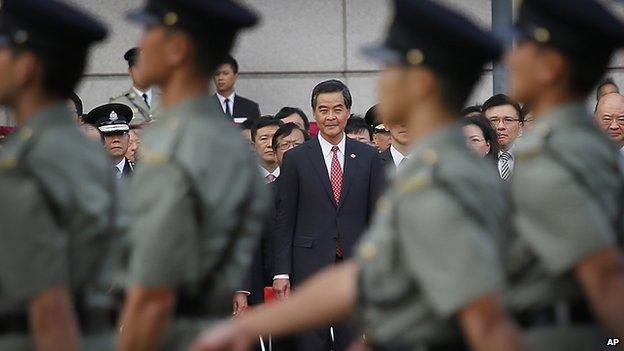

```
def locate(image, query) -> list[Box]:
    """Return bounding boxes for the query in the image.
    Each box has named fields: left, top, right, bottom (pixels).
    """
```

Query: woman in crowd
left=463, top=113, right=500, bottom=162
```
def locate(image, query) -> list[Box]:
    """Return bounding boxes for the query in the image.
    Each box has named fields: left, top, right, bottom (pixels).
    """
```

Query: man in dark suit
left=213, top=55, right=261, bottom=123
left=84, top=103, right=135, bottom=179
left=272, top=80, right=385, bottom=351
left=379, top=121, right=411, bottom=172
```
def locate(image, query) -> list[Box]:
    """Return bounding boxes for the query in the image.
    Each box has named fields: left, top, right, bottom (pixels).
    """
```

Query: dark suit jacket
left=212, top=94, right=261, bottom=121
left=379, top=148, right=396, bottom=172
left=121, top=158, right=133, bottom=178
left=242, top=180, right=278, bottom=305
left=273, top=137, right=385, bottom=286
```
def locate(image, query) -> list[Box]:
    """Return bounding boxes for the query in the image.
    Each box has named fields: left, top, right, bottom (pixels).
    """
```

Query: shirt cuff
left=273, top=274, right=289, bottom=280
left=235, top=290, right=251, bottom=295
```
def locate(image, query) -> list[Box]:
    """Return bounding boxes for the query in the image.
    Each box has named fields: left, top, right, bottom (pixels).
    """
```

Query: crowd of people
left=1, top=0, right=624, bottom=351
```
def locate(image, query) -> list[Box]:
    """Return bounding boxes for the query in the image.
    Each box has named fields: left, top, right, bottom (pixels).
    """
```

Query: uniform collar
left=409, top=122, right=463, bottom=159
left=160, top=94, right=213, bottom=120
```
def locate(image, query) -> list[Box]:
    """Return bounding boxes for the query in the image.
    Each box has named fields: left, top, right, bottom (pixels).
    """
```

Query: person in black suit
left=213, top=55, right=261, bottom=122
left=379, top=121, right=411, bottom=172
left=84, top=103, right=135, bottom=179
left=234, top=123, right=310, bottom=351
left=272, top=80, right=385, bottom=351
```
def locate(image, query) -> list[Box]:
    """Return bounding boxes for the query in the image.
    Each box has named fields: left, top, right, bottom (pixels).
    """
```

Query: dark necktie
left=330, top=146, right=344, bottom=257
left=224, top=98, right=232, bottom=116
left=500, top=152, right=512, bottom=181
left=142, top=93, right=150, bottom=109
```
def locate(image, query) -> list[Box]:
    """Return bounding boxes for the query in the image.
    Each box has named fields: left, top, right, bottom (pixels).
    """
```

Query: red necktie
left=330, top=146, right=344, bottom=257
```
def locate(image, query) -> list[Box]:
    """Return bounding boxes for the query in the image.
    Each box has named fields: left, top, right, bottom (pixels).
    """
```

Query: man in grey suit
left=110, top=47, right=161, bottom=126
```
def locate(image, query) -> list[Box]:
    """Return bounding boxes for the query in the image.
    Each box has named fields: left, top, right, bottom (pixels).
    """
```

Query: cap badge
left=533, top=27, right=550, bottom=43
left=109, top=111, right=119, bottom=121
left=407, top=49, right=424, bottom=65
left=14, top=30, right=28, bottom=44
left=164, top=12, right=178, bottom=26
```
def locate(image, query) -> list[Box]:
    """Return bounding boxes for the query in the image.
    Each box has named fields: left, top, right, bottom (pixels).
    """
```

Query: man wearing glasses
left=483, top=93, right=525, bottom=180
left=594, top=92, right=624, bottom=158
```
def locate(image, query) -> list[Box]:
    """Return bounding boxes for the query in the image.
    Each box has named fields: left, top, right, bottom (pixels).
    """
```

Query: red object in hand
left=264, top=287, right=276, bottom=304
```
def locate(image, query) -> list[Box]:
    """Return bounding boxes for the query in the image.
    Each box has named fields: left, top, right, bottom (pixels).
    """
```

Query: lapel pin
left=350, top=154, right=356, bottom=158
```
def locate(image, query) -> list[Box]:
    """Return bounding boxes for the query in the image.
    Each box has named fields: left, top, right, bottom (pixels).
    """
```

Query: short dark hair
left=463, top=112, right=501, bottom=158
left=251, top=116, right=282, bottom=142
left=481, top=94, right=524, bottom=123
left=311, top=79, right=352, bottom=110
left=345, top=116, right=372, bottom=141
left=275, top=107, right=310, bottom=131
left=272, top=122, right=311, bottom=151
left=12, top=45, right=87, bottom=98
left=461, top=104, right=482, bottom=117
left=124, top=48, right=139, bottom=68
left=239, top=119, right=254, bottom=131
left=521, top=103, right=531, bottom=117
left=219, top=54, right=239, bottom=74
left=69, top=92, right=83, bottom=117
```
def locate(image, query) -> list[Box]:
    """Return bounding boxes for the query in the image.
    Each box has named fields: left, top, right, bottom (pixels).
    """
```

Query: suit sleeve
left=272, top=152, right=299, bottom=276
left=368, top=150, right=386, bottom=221
left=252, top=102, right=261, bottom=120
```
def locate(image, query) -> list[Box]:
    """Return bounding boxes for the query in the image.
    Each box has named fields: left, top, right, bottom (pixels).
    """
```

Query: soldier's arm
left=29, top=286, right=80, bottom=351
left=192, top=261, right=358, bottom=351
left=117, top=286, right=175, bottom=351
left=575, top=247, right=624, bottom=339
left=459, top=294, right=527, bottom=351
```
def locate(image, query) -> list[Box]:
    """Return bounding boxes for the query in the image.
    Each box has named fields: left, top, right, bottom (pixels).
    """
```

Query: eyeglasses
left=489, top=117, right=520, bottom=125
left=277, top=141, right=302, bottom=151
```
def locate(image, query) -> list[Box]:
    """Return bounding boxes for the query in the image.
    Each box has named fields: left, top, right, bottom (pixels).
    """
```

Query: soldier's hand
left=272, top=278, right=290, bottom=300
left=191, top=321, right=251, bottom=351
left=232, top=292, right=249, bottom=317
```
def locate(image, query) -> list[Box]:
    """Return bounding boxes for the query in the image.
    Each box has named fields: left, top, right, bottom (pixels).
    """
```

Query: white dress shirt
left=497, top=147, right=515, bottom=178
left=259, top=165, right=280, bottom=181
left=133, top=87, right=153, bottom=108
left=114, top=158, right=125, bottom=179
left=216, top=92, right=236, bottom=114
left=390, top=145, right=409, bottom=168
left=317, top=132, right=346, bottom=175
left=274, top=133, right=346, bottom=281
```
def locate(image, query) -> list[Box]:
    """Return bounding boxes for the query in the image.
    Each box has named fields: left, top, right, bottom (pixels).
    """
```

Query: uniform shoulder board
left=396, top=167, right=433, bottom=193
left=516, top=123, right=550, bottom=161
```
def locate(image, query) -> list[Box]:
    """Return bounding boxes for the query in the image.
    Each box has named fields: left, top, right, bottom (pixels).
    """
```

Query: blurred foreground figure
left=506, top=0, right=624, bottom=349
left=117, top=1, right=266, bottom=350
left=192, top=1, right=527, bottom=351
left=0, top=1, right=123, bottom=350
